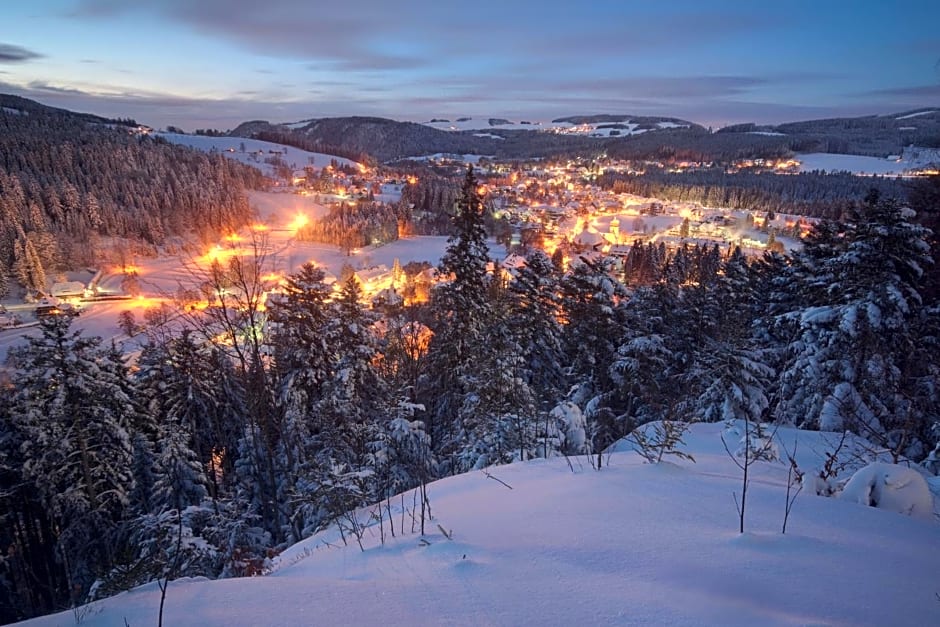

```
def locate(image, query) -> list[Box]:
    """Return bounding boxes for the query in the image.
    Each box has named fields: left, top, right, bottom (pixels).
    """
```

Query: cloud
left=68, top=0, right=433, bottom=73
left=863, top=83, right=940, bottom=99
left=0, top=78, right=382, bottom=129
left=64, top=0, right=125, bottom=18
left=561, top=76, right=767, bottom=100
left=63, top=1, right=787, bottom=80
left=25, top=81, right=87, bottom=96
left=0, top=43, right=43, bottom=63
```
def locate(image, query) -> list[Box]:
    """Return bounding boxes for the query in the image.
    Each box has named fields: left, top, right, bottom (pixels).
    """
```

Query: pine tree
left=8, top=313, right=136, bottom=601
left=507, top=250, right=566, bottom=456
left=152, top=422, right=209, bottom=512
left=424, top=166, right=493, bottom=468
left=776, top=192, right=935, bottom=459
left=690, top=249, right=772, bottom=425
left=611, top=282, right=681, bottom=428
left=464, top=263, right=538, bottom=469
left=315, top=276, right=386, bottom=462
left=558, top=256, right=630, bottom=461
left=267, top=262, right=334, bottom=418
left=0, top=261, right=9, bottom=299
left=289, top=277, right=388, bottom=537
left=0, top=382, right=69, bottom=620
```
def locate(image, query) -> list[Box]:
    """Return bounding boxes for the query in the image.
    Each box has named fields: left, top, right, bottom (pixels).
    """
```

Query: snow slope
left=155, top=133, right=358, bottom=177
left=420, top=118, right=689, bottom=137
left=797, top=147, right=940, bottom=176
left=20, top=423, right=939, bottom=627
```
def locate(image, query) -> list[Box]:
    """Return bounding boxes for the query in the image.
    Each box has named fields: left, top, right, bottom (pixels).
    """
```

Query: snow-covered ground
left=19, top=422, right=939, bottom=627
left=797, top=147, right=940, bottom=176
left=0, top=192, right=486, bottom=363
left=420, top=117, right=689, bottom=137
left=423, top=118, right=530, bottom=132
left=155, top=133, right=358, bottom=178
left=895, top=110, right=938, bottom=120
left=405, top=153, right=494, bottom=164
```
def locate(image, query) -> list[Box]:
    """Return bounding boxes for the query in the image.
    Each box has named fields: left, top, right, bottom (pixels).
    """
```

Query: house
left=354, top=265, right=393, bottom=294
left=572, top=225, right=606, bottom=252
left=50, top=281, right=87, bottom=299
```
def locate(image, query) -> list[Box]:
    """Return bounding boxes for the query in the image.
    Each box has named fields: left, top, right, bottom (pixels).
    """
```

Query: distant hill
left=0, top=93, right=138, bottom=127
left=228, top=115, right=708, bottom=162
left=551, top=114, right=696, bottom=127
left=227, top=109, right=940, bottom=163
left=716, top=109, right=940, bottom=157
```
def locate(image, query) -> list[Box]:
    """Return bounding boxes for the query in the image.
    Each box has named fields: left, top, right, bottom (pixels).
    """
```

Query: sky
left=1, top=0, right=938, bottom=131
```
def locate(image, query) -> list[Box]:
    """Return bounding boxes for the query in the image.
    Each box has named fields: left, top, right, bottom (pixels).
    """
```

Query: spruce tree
left=424, top=166, right=493, bottom=469
left=8, top=313, right=136, bottom=601
left=507, top=250, right=566, bottom=456
left=776, top=192, right=935, bottom=459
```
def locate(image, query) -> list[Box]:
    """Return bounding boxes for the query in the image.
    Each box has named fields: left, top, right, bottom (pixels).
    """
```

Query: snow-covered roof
left=574, top=227, right=606, bottom=248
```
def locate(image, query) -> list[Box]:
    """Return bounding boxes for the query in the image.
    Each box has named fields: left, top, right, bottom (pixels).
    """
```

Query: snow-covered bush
left=625, top=420, right=695, bottom=464
left=725, top=420, right=779, bottom=462
left=551, top=401, right=588, bottom=455
left=839, top=462, right=934, bottom=519
left=924, top=441, right=940, bottom=476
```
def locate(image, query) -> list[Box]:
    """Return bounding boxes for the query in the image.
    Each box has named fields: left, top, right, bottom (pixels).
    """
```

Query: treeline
left=0, top=104, right=267, bottom=295
left=398, top=175, right=461, bottom=234
left=598, top=169, right=911, bottom=219
left=1, top=172, right=937, bottom=623
left=249, top=129, right=376, bottom=167
left=231, top=109, right=940, bottom=166
left=296, top=201, right=401, bottom=251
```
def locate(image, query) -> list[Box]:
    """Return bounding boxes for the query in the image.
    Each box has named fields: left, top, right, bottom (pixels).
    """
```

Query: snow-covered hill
left=421, top=116, right=694, bottom=137
left=797, top=147, right=940, bottom=176
left=155, top=133, right=358, bottom=177
left=20, top=423, right=939, bottom=627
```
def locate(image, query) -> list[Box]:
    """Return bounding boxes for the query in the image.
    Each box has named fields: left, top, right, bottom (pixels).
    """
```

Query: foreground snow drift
left=21, top=424, right=939, bottom=627
left=841, top=462, right=934, bottom=519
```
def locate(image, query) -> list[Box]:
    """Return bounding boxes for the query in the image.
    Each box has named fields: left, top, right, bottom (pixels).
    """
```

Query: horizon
left=1, top=1, right=939, bottom=131
left=4, top=91, right=940, bottom=134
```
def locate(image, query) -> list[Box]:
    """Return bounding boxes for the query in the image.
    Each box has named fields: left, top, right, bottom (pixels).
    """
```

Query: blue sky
left=1, top=0, right=938, bottom=130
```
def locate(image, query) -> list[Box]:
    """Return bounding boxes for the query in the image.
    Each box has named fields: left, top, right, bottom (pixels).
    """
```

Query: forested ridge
left=0, top=96, right=267, bottom=295
left=599, top=169, right=913, bottom=219
left=228, top=109, right=940, bottom=164
left=1, top=168, right=937, bottom=623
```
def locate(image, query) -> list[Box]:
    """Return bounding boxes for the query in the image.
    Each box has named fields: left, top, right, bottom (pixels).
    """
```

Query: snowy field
left=797, top=147, right=940, bottom=176
left=405, top=153, right=494, bottom=164
left=19, top=422, right=940, bottom=627
left=155, top=133, right=358, bottom=177
left=0, top=192, right=479, bottom=363
left=420, top=117, right=688, bottom=136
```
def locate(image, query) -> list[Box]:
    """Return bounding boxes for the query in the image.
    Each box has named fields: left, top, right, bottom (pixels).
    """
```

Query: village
left=253, top=153, right=818, bottom=307
left=0, top=147, right=818, bottom=356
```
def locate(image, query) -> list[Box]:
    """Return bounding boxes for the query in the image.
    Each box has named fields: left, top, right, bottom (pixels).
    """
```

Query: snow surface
left=423, top=118, right=523, bottom=132
left=797, top=147, right=940, bottom=176
left=406, top=153, right=494, bottom=164
left=155, top=133, right=358, bottom=177
left=19, top=422, right=939, bottom=627
left=420, top=118, right=687, bottom=137
left=895, top=110, right=937, bottom=120
left=0, top=192, right=485, bottom=363
left=840, top=462, right=934, bottom=519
